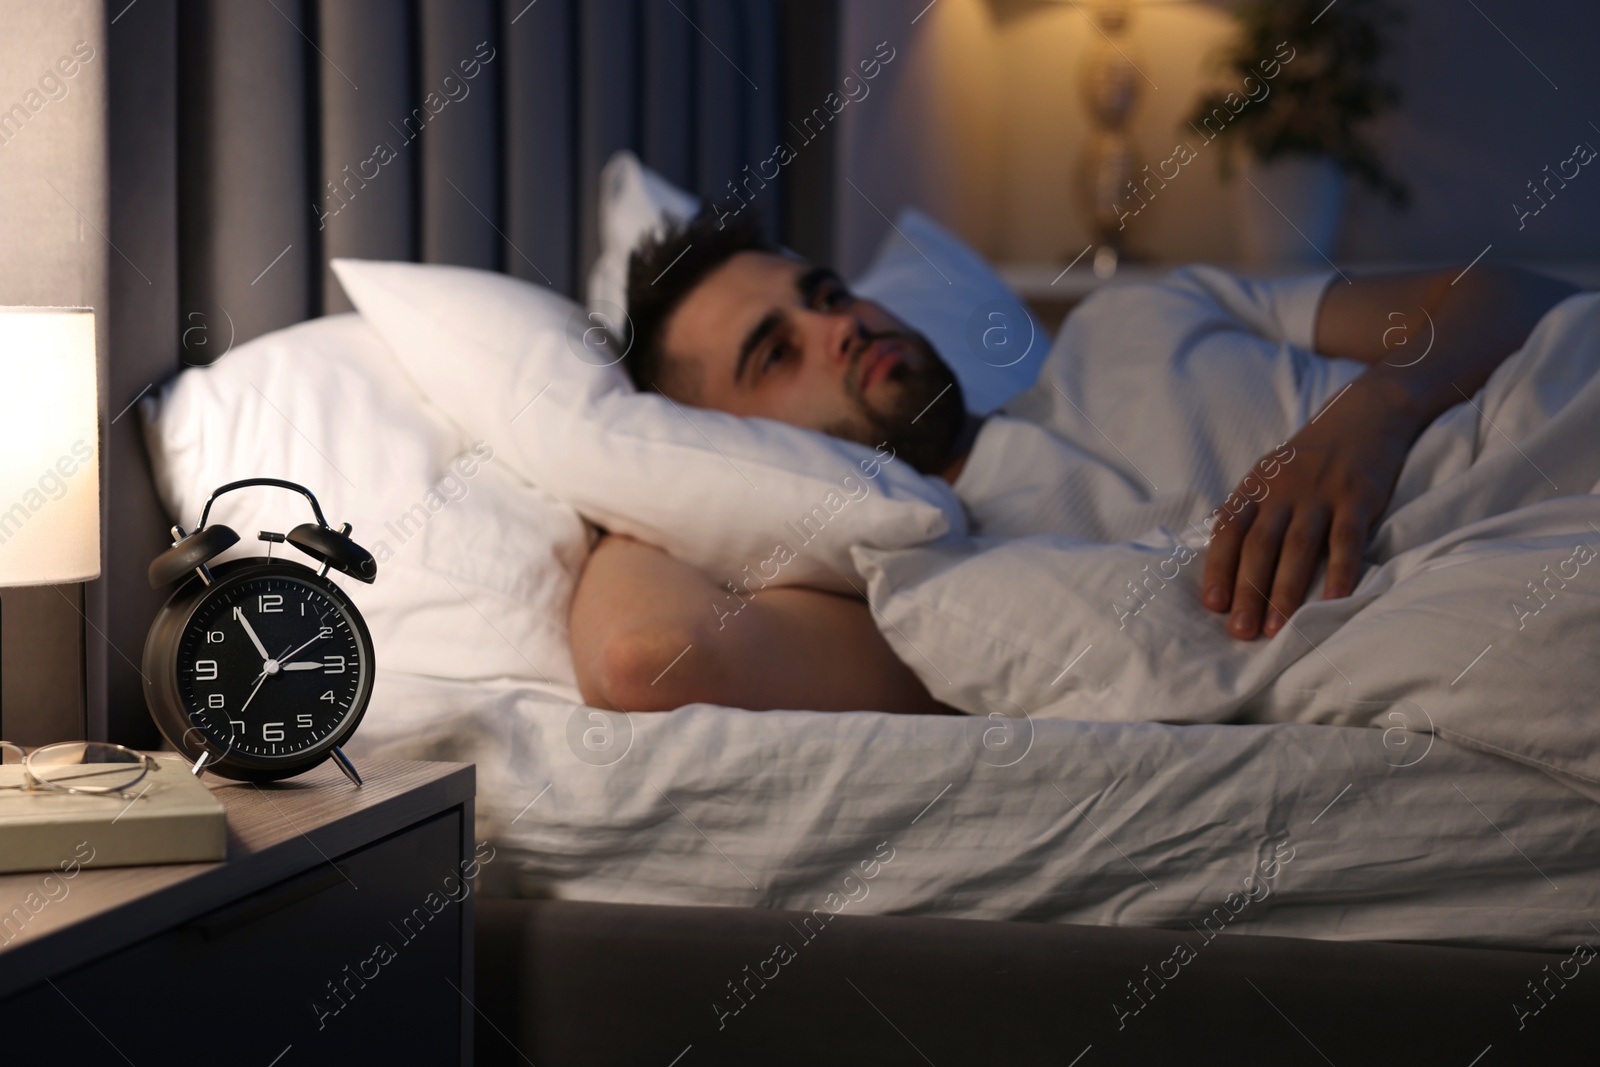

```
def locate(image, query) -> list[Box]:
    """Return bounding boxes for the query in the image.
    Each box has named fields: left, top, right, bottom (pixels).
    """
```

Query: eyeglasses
left=0, top=741, right=161, bottom=800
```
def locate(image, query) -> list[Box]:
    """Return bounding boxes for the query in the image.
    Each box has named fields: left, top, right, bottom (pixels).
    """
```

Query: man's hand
left=1203, top=378, right=1416, bottom=639
left=1201, top=263, right=1577, bottom=640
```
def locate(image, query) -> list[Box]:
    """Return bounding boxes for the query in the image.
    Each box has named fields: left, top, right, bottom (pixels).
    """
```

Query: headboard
left=96, top=0, right=840, bottom=746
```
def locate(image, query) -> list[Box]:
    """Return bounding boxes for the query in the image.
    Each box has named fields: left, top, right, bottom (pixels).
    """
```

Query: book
left=0, top=755, right=227, bottom=874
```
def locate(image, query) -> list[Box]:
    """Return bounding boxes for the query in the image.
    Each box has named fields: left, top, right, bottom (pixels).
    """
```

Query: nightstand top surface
left=0, top=757, right=473, bottom=997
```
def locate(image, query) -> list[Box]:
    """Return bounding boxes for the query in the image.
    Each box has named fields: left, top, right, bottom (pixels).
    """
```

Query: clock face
left=175, top=572, right=369, bottom=760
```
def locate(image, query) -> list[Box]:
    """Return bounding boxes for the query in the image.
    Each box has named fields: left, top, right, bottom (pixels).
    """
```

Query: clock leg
left=330, top=745, right=363, bottom=787
left=190, top=749, right=212, bottom=778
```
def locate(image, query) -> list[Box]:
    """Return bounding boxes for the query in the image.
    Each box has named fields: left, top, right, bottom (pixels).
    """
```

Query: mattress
left=348, top=670, right=1600, bottom=952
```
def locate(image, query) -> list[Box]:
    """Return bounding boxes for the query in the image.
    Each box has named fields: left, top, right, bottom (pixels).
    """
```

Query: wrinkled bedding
left=344, top=282, right=1600, bottom=951
left=858, top=291, right=1600, bottom=792
left=352, top=671, right=1600, bottom=950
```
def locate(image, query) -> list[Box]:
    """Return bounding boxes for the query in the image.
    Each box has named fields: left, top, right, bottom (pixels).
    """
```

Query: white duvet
left=858, top=290, right=1600, bottom=794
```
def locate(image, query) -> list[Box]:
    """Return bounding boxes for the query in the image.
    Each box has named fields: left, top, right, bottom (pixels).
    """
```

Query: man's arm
left=1204, top=264, right=1579, bottom=640
left=570, top=533, right=951, bottom=714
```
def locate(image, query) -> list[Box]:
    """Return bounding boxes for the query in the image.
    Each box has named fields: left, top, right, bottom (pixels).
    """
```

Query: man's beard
left=821, top=327, right=965, bottom=475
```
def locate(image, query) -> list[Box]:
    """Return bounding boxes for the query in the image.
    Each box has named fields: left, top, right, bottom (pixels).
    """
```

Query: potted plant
left=1187, top=0, right=1409, bottom=265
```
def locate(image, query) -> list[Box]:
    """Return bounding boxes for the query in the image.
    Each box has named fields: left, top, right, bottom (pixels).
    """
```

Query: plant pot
left=1234, top=156, right=1348, bottom=266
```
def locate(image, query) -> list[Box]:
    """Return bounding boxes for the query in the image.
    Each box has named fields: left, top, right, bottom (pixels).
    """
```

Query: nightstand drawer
left=1, top=807, right=469, bottom=1064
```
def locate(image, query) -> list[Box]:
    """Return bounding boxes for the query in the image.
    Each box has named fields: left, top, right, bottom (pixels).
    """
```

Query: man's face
left=657, top=251, right=965, bottom=474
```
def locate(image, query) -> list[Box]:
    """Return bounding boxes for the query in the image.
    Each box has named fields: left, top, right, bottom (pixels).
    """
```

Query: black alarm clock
left=143, top=478, right=377, bottom=786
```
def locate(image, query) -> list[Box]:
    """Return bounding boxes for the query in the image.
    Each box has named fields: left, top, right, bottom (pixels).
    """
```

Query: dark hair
left=623, top=207, right=776, bottom=398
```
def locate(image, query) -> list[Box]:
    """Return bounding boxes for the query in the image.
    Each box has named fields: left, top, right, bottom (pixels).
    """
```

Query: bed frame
left=95, top=2, right=1594, bottom=1061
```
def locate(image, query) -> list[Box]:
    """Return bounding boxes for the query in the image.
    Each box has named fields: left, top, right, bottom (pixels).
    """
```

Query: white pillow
left=585, top=151, right=1044, bottom=414
left=586, top=150, right=698, bottom=325
left=331, top=259, right=963, bottom=593
left=140, top=313, right=590, bottom=694
left=852, top=208, right=1046, bottom=415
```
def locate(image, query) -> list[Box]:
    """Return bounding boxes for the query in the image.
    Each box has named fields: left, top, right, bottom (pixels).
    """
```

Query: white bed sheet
left=349, top=670, right=1600, bottom=951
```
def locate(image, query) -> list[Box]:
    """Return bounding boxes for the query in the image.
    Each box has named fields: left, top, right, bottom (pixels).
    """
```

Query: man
left=569, top=210, right=1577, bottom=715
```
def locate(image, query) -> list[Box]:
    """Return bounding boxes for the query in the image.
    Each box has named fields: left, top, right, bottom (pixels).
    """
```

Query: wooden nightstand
left=0, top=758, right=475, bottom=1065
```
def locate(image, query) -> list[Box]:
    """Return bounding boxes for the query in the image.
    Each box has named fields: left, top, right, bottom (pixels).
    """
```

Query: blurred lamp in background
left=0, top=308, right=101, bottom=738
left=1080, top=0, right=1142, bottom=276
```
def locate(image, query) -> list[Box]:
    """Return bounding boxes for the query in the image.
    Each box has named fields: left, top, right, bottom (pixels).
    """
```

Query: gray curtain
left=176, top=0, right=797, bottom=354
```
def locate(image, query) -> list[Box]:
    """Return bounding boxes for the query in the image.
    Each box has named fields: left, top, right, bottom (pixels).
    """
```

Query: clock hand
left=234, top=606, right=270, bottom=662
left=244, top=642, right=296, bottom=688
left=238, top=670, right=270, bottom=716
left=245, top=630, right=329, bottom=692
left=276, top=630, right=328, bottom=669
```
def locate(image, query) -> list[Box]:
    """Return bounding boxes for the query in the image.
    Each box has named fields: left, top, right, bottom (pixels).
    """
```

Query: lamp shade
left=0, top=308, right=100, bottom=586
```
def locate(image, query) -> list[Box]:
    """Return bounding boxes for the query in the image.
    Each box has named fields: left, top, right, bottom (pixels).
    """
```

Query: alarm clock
left=143, top=478, right=377, bottom=786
